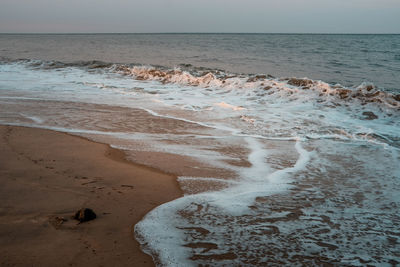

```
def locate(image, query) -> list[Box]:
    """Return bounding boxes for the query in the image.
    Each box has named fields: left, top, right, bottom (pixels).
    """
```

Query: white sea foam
left=20, top=113, right=44, bottom=124
left=135, top=139, right=313, bottom=265
left=214, top=102, right=245, bottom=111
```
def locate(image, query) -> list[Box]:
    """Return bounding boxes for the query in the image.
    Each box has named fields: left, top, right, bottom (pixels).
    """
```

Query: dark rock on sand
left=393, top=94, right=400, bottom=102
left=74, top=208, right=97, bottom=223
left=362, top=111, right=378, bottom=120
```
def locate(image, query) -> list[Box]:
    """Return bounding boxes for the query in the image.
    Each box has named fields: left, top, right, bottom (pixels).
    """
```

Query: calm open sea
left=1, top=33, right=400, bottom=91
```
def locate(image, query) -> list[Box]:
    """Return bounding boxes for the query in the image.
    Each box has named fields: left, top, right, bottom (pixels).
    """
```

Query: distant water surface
left=1, top=33, right=399, bottom=91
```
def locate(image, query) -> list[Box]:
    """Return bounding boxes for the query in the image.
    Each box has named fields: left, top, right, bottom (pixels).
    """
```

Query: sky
left=0, top=0, right=399, bottom=33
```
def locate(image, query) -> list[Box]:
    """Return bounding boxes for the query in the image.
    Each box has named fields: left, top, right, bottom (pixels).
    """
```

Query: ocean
left=1, top=33, right=399, bottom=266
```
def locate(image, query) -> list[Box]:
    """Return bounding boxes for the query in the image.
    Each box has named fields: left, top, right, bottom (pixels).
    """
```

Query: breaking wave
left=2, top=57, right=399, bottom=110
left=117, top=65, right=400, bottom=109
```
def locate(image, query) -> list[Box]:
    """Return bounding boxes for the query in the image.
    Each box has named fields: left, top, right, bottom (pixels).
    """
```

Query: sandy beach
left=0, top=125, right=182, bottom=266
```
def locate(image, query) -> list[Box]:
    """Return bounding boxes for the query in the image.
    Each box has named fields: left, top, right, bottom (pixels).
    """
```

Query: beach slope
left=0, top=125, right=181, bottom=266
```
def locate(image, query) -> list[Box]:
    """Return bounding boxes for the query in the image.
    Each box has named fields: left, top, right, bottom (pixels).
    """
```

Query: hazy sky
left=1, top=0, right=399, bottom=33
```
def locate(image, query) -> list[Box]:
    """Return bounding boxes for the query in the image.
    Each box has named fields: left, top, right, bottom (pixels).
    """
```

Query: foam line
left=267, top=140, right=311, bottom=183
left=178, top=176, right=240, bottom=185
left=242, top=137, right=272, bottom=181
left=142, top=108, right=305, bottom=142
left=142, top=107, right=244, bottom=134
left=20, top=114, right=44, bottom=124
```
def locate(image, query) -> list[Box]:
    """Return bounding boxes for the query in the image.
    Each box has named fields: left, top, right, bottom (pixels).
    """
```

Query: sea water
left=0, top=34, right=399, bottom=265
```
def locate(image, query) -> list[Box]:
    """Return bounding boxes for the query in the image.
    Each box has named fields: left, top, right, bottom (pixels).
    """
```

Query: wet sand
left=0, top=125, right=182, bottom=266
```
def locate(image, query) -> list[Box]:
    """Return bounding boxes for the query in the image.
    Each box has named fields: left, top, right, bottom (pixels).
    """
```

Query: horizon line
left=0, top=32, right=399, bottom=35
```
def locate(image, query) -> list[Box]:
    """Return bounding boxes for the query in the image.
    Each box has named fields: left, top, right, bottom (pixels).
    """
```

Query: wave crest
left=2, top=58, right=399, bottom=109
left=116, top=65, right=400, bottom=109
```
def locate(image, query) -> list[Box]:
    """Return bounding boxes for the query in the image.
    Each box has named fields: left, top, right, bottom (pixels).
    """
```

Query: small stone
left=74, top=208, right=97, bottom=223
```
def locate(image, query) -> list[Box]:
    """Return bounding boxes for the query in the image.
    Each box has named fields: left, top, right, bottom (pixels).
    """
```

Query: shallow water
left=0, top=34, right=399, bottom=265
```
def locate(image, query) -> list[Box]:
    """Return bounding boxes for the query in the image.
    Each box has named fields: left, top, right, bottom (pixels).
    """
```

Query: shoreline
left=0, top=125, right=182, bottom=266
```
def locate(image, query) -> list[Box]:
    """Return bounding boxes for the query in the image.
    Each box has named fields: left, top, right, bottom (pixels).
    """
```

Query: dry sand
left=0, top=125, right=182, bottom=266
